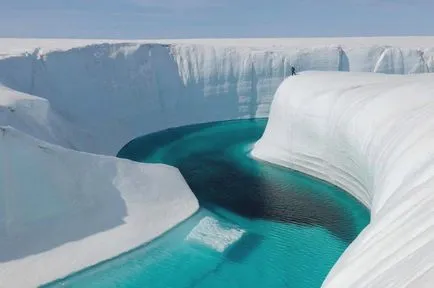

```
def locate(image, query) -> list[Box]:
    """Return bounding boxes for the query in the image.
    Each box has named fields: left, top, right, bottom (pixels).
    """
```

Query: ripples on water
left=44, top=119, right=369, bottom=288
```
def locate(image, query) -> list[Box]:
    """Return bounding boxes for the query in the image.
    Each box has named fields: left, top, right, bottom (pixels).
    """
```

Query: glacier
left=253, top=71, right=434, bottom=287
left=1, top=37, right=434, bottom=287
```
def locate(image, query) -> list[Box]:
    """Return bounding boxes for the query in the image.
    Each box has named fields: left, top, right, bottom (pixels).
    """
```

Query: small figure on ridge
left=291, top=66, right=296, bottom=76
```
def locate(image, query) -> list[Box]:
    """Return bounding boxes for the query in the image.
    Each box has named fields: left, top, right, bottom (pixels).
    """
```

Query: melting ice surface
left=45, top=119, right=369, bottom=288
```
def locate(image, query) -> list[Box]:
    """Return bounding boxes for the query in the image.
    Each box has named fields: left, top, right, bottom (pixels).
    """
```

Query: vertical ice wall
left=0, top=42, right=433, bottom=155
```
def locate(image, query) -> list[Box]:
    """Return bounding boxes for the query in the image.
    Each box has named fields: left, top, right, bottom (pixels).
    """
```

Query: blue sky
left=0, top=0, right=432, bottom=38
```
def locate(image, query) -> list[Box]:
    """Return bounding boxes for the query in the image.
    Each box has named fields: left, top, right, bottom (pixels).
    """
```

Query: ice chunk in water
left=186, top=216, right=245, bottom=252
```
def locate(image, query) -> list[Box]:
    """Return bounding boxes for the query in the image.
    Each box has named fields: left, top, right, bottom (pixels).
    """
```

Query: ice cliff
left=253, top=71, right=434, bottom=287
left=1, top=39, right=434, bottom=155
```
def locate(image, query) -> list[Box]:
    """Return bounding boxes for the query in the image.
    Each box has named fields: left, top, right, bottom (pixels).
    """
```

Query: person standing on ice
left=291, top=66, right=296, bottom=76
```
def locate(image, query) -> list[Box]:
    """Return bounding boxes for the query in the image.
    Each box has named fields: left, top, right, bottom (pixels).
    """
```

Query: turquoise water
left=45, top=119, right=369, bottom=288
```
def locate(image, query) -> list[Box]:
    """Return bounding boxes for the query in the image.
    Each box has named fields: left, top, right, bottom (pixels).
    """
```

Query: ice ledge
left=0, top=127, right=199, bottom=287
left=252, top=71, right=434, bottom=287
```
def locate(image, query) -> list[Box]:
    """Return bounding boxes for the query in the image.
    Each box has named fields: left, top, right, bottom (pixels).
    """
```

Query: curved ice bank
left=1, top=38, right=434, bottom=155
left=0, top=127, right=198, bottom=288
left=252, top=71, right=434, bottom=287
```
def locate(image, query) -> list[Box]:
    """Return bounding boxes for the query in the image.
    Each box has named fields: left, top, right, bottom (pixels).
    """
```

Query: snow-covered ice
left=186, top=216, right=245, bottom=252
left=0, top=85, right=88, bottom=150
left=252, top=71, right=434, bottom=287
left=0, top=71, right=199, bottom=288
left=0, top=127, right=198, bottom=287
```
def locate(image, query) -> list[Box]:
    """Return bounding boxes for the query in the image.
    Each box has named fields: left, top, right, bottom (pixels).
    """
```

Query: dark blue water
left=44, top=119, right=369, bottom=288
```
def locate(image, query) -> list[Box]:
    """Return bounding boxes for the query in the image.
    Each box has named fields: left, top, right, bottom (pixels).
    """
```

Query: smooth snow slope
left=252, top=71, right=434, bottom=287
left=1, top=38, right=434, bottom=155
left=0, top=126, right=198, bottom=288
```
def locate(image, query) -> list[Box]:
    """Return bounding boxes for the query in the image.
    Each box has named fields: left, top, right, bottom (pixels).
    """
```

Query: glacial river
left=45, top=119, right=369, bottom=288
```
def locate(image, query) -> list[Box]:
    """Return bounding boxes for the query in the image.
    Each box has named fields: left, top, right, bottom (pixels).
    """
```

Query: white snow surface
left=252, top=71, right=434, bottom=287
left=0, top=127, right=198, bottom=287
left=1, top=37, right=434, bottom=155
left=186, top=216, right=245, bottom=252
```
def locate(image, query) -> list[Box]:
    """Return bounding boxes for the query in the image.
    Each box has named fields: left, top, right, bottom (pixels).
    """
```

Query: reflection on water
left=44, top=119, right=369, bottom=288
